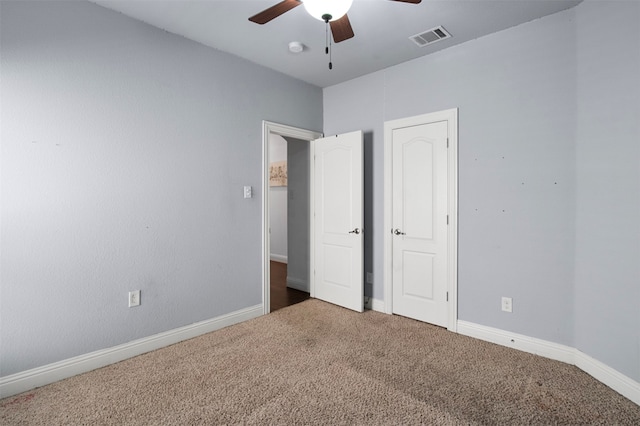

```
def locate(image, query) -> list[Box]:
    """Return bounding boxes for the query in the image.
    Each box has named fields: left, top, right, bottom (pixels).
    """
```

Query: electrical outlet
left=129, top=290, right=141, bottom=308
left=366, top=272, right=373, bottom=284
left=501, top=296, right=512, bottom=313
left=244, top=186, right=252, bottom=199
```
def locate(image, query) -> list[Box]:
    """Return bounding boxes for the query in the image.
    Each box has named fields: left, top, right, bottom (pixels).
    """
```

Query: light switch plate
left=501, top=297, right=512, bottom=313
left=129, top=290, right=141, bottom=308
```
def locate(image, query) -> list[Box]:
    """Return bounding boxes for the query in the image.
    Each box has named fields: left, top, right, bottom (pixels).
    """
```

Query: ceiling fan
left=249, top=0, right=422, bottom=43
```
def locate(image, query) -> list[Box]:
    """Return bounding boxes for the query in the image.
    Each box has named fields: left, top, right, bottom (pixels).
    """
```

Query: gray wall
left=286, top=137, right=311, bottom=292
left=324, top=0, right=639, bottom=382
left=0, top=0, right=322, bottom=377
left=573, top=1, right=640, bottom=381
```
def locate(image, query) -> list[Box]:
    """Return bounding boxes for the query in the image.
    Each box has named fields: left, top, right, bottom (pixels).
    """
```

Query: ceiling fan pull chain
left=325, top=20, right=329, bottom=55
left=329, top=48, right=333, bottom=69
left=324, top=17, right=333, bottom=70
left=329, top=26, right=333, bottom=70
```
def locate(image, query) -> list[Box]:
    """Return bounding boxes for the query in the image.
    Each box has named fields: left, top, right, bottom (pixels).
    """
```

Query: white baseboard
left=0, top=304, right=263, bottom=399
left=270, top=254, right=287, bottom=263
left=575, top=350, right=640, bottom=406
left=457, top=320, right=640, bottom=406
left=286, top=276, right=308, bottom=292
left=457, top=320, right=575, bottom=364
left=371, top=298, right=385, bottom=313
left=364, top=297, right=384, bottom=312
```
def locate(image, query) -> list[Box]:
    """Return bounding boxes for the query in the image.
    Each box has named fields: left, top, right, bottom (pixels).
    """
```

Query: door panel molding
left=262, top=121, right=322, bottom=315
left=383, top=109, right=458, bottom=331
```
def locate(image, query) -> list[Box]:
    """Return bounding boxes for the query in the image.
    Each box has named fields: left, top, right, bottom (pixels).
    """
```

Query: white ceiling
left=91, top=0, right=582, bottom=88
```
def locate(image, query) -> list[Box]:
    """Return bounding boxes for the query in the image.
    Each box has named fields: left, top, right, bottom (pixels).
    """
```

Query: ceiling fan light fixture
left=303, top=0, right=353, bottom=22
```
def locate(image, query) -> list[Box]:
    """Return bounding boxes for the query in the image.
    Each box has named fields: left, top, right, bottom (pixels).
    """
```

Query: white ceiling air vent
left=409, top=26, right=451, bottom=47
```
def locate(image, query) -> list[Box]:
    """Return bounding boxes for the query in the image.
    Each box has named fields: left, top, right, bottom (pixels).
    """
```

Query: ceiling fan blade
left=330, top=14, right=355, bottom=43
left=389, top=0, right=422, bottom=3
left=249, top=0, right=301, bottom=25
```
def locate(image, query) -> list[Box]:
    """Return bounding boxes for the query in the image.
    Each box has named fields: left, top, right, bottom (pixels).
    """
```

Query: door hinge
left=446, top=138, right=449, bottom=148
left=446, top=215, right=449, bottom=225
left=446, top=291, right=449, bottom=302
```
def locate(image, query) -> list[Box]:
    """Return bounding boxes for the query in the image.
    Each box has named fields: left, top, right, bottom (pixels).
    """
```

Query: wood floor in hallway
left=270, top=261, right=309, bottom=312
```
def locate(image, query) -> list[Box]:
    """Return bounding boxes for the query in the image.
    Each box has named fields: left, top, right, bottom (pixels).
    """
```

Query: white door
left=314, top=131, right=364, bottom=312
left=391, top=121, right=449, bottom=326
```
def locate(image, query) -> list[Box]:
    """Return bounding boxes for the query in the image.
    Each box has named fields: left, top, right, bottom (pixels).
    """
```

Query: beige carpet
left=2, top=299, right=639, bottom=425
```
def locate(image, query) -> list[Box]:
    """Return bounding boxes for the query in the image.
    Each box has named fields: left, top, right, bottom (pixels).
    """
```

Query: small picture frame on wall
left=269, top=161, right=287, bottom=187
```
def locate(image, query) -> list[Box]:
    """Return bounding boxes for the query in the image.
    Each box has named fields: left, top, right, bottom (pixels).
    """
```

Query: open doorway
left=262, top=122, right=322, bottom=315
left=269, top=134, right=310, bottom=312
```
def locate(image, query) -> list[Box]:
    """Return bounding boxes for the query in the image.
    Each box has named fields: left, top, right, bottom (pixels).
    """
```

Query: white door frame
left=262, top=121, right=323, bottom=315
left=383, top=109, right=459, bottom=331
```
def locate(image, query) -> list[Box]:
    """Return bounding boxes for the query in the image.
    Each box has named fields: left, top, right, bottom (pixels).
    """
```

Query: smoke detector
left=288, top=41, right=304, bottom=53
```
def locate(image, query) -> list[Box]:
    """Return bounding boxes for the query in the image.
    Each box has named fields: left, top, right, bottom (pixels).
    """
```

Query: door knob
left=349, top=228, right=361, bottom=235
left=394, top=229, right=406, bottom=235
